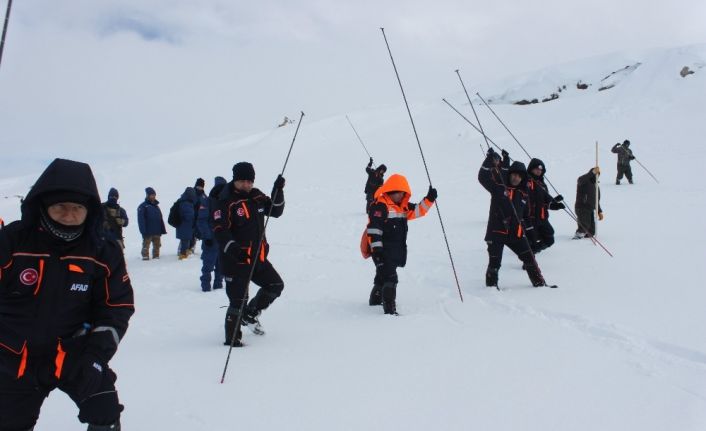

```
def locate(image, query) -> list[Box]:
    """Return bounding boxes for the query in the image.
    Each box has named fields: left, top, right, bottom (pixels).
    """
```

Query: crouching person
left=366, top=174, right=436, bottom=315
left=0, top=159, right=135, bottom=430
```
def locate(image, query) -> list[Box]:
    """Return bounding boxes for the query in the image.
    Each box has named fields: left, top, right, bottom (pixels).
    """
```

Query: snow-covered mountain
left=2, top=44, right=706, bottom=430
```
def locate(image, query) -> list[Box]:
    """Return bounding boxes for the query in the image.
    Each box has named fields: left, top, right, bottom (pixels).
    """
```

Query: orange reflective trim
left=55, top=341, right=66, bottom=379
left=516, top=225, right=523, bottom=238
left=33, top=259, right=45, bottom=296
left=68, top=264, right=84, bottom=273
left=241, top=202, right=250, bottom=219
left=508, top=189, right=515, bottom=201
left=247, top=246, right=252, bottom=264
left=103, top=279, right=134, bottom=308
left=541, top=207, right=546, bottom=220
left=260, top=244, right=265, bottom=262
left=17, top=346, right=28, bottom=378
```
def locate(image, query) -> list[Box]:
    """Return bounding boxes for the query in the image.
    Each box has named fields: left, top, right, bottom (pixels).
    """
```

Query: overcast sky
left=1, top=0, right=705, bottom=173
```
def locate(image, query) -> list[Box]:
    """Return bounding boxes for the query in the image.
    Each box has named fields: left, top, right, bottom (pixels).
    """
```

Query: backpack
left=167, top=200, right=182, bottom=227
left=360, top=229, right=371, bottom=259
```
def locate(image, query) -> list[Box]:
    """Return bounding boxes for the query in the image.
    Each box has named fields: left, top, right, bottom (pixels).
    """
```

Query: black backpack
left=167, top=200, right=182, bottom=227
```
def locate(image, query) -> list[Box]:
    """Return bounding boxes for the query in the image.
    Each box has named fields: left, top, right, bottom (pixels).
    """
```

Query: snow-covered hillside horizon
left=2, top=43, right=706, bottom=430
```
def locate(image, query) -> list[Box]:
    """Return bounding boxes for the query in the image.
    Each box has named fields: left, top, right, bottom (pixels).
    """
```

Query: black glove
left=71, top=352, right=107, bottom=401
left=554, top=194, right=564, bottom=203
left=552, top=202, right=566, bottom=210
left=426, top=185, right=437, bottom=202
left=486, top=148, right=497, bottom=159
left=225, top=242, right=248, bottom=262
left=367, top=157, right=373, bottom=168
left=372, top=249, right=384, bottom=267
left=273, top=174, right=285, bottom=190
left=501, top=149, right=509, bottom=160
left=204, top=239, right=214, bottom=247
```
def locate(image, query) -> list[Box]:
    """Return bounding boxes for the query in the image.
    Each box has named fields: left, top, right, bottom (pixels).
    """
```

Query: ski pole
left=0, top=0, right=13, bottom=70
left=345, top=115, right=374, bottom=163
left=220, top=111, right=305, bottom=384
left=633, top=157, right=659, bottom=183
left=380, top=28, right=463, bottom=303
left=455, top=69, right=492, bottom=152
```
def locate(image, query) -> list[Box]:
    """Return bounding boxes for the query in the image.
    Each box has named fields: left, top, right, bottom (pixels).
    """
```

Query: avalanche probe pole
left=595, top=141, right=599, bottom=236
left=345, top=115, right=375, bottom=163
left=380, top=28, right=463, bottom=302
left=633, top=157, right=659, bottom=184
left=0, top=0, right=13, bottom=70
left=220, top=111, right=305, bottom=384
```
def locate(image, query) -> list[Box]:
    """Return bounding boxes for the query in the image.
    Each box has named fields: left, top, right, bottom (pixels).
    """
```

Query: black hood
left=527, top=158, right=546, bottom=179
left=22, top=159, right=101, bottom=224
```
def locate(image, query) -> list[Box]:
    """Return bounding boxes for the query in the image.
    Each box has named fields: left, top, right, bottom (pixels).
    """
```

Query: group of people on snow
left=0, top=136, right=639, bottom=429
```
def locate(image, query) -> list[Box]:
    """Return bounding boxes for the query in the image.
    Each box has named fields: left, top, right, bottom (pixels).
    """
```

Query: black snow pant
left=575, top=208, right=595, bottom=236
left=365, top=193, right=375, bottom=212
left=225, top=259, right=284, bottom=313
left=0, top=358, right=123, bottom=430
left=486, top=237, right=543, bottom=286
left=616, top=164, right=633, bottom=183
left=370, top=262, right=399, bottom=313
left=532, top=222, right=555, bottom=252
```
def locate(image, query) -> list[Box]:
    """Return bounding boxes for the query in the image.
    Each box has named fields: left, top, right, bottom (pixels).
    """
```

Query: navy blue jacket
left=176, top=188, right=197, bottom=240
left=137, top=199, right=167, bottom=237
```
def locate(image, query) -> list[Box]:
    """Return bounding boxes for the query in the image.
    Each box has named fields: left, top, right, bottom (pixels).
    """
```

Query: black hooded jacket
left=364, top=165, right=386, bottom=195
left=526, top=158, right=563, bottom=224
left=0, top=159, right=134, bottom=379
left=478, top=156, right=533, bottom=241
left=575, top=168, right=603, bottom=212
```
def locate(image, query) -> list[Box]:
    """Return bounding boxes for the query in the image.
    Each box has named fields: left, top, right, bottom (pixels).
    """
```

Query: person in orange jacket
left=365, top=174, right=437, bottom=315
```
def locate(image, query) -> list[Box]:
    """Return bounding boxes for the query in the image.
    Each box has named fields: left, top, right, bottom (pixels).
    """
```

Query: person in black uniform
left=478, top=149, right=547, bottom=288
left=213, top=162, right=285, bottom=346
left=364, top=158, right=387, bottom=211
left=526, top=158, right=565, bottom=253
left=0, top=158, right=135, bottom=431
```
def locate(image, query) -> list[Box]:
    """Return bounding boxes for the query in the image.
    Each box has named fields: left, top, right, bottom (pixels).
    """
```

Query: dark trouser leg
left=575, top=208, right=595, bottom=236
left=507, top=239, right=545, bottom=286
left=0, top=374, right=48, bottom=431
left=625, top=165, right=633, bottom=183
left=224, top=276, right=249, bottom=344
left=141, top=237, right=150, bottom=259
left=485, top=240, right=504, bottom=286
left=373, top=262, right=398, bottom=314
left=248, top=260, right=284, bottom=313
left=178, top=239, right=190, bottom=257
left=535, top=222, right=555, bottom=251
left=200, top=242, right=218, bottom=291
left=616, top=164, right=625, bottom=183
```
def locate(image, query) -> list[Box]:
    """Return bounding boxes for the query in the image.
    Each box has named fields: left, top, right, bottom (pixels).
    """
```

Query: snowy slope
left=1, top=45, right=706, bottom=430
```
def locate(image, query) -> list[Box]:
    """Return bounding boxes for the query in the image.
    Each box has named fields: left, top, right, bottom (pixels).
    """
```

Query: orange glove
left=598, top=212, right=604, bottom=221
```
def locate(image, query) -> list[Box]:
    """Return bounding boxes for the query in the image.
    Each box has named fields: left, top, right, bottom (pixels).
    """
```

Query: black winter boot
left=224, top=307, right=243, bottom=347
left=87, top=421, right=120, bottom=430
left=485, top=267, right=499, bottom=287
left=369, top=285, right=382, bottom=306
left=381, top=282, right=398, bottom=315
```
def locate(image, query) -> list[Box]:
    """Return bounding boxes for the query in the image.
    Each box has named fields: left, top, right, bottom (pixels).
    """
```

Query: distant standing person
left=198, top=176, right=227, bottom=291
left=102, top=187, right=129, bottom=249
left=137, top=187, right=167, bottom=260
left=611, top=139, right=635, bottom=185
left=364, top=158, right=387, bottom=211
left=573, top=167, right=603, bottom=239
left=176, top=187, right=197, bottom=260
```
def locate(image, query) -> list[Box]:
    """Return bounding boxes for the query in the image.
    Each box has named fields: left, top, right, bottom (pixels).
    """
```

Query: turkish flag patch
left=373, top=211, right=382, bottom=217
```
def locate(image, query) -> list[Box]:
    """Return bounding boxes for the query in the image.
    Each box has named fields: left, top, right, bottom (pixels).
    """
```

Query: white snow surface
left=2, top=45, right=706, bottom=430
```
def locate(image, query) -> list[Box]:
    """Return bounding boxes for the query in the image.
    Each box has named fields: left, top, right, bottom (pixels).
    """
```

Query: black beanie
left=195, top=177, right=205, bottom=188
left=232, top=162, right=255, bottom=182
